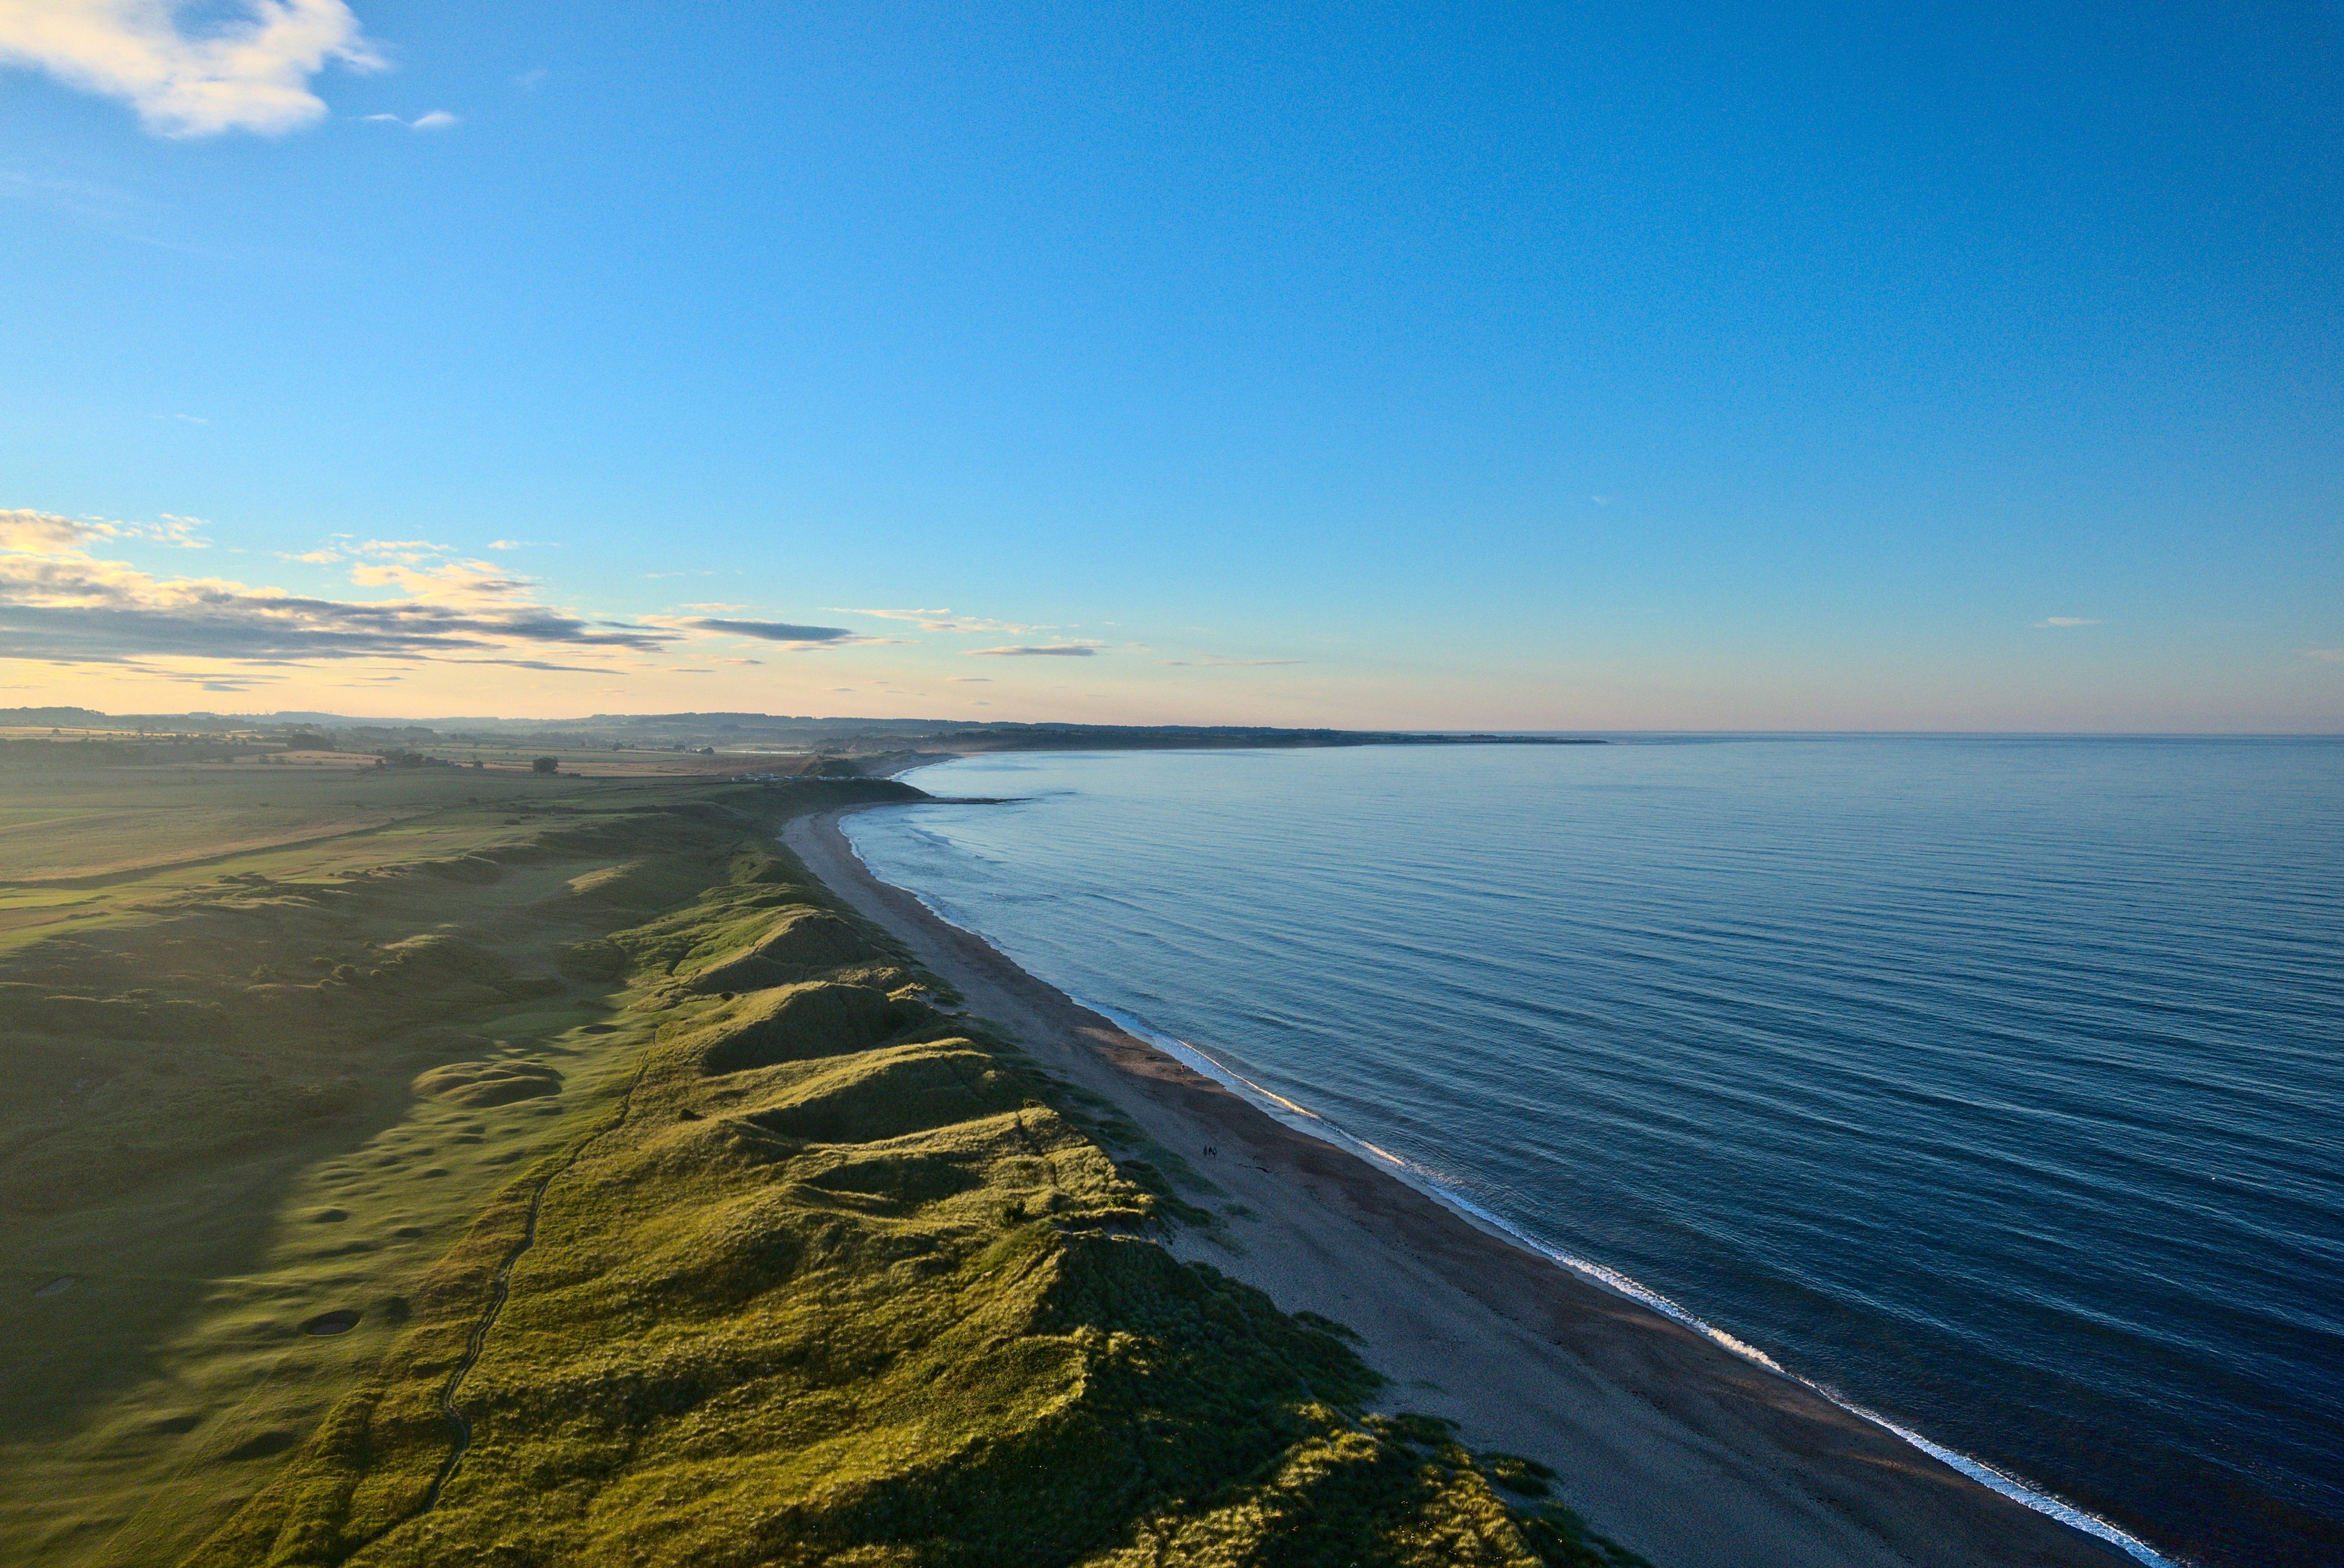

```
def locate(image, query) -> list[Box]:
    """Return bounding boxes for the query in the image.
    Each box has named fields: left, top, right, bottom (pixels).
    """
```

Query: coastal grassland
left=4, top=764, right=1639, bottom=1568
left=0, top=765, right=866, bottom=1565
left=0, top=761, right=550, bottom=889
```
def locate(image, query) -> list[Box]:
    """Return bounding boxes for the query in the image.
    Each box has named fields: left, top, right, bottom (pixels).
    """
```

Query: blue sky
left=2, top=1, right=2337, bottom=729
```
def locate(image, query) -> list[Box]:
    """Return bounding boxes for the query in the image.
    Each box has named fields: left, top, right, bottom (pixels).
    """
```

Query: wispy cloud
left=945, top=675, right=991, bottom=683
left=0, top=0, right=383, bottom=137
left=968, top=643, right=1102, bottom=657
left=363, top=109, right=457, bottom=131
left=486, top=538, right=554, bottom=550
left=3, top=508, right=208, bottom=550
left=1157, top=655, right=1305, bottom=667
left=136, top=513, right=210, bottom=547
left=2035, top=617, right=2102, bottom=628
left=0, top=168, right=138, bottom=226
left=2307, top=648, right=2344, bottom=664
left=840, top=606, right=1042, bottom=635
left=345, top=546, right=531, bottom=599
left=446, top=657, right=617, bottom=674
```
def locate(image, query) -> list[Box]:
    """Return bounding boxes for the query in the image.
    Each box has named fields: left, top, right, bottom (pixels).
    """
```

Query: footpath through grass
left=4, top=769, right=1643, bottom=1567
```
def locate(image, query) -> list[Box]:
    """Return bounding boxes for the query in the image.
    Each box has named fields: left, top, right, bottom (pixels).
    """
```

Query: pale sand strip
left=787, top=804, right=2139, bottom=1568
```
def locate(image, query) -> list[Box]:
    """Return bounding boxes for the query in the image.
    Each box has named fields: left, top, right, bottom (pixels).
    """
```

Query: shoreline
left=787, top=798, right=2151, bottom=1568
left=1062, top=995, right=2177, bottom=1568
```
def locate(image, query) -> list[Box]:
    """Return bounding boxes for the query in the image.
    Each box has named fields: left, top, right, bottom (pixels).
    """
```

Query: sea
left=838, top=737, right=2342, bottom=1568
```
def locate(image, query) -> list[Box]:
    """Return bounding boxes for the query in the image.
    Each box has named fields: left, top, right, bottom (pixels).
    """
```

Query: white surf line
left=831, top=809, right=2187, bottom=1568
left=1069, top=997, right=2188, bottom=1568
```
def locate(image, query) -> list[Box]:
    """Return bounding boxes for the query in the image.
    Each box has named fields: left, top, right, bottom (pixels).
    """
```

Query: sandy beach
left=787, top=801, right=2140, bottom=1568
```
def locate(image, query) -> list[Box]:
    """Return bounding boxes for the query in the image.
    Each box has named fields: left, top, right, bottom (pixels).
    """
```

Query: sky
left=1, top=1, right=2338, bottom=731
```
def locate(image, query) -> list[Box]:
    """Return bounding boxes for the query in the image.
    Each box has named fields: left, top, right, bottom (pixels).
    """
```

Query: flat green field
left=1, top=766, right=1636, bottom=1567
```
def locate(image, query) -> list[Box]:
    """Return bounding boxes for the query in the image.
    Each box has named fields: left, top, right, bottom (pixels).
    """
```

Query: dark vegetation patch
left=220, top=1429, right=302, bottom=1461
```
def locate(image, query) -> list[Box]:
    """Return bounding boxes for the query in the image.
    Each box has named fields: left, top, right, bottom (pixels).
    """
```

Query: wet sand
left=786, top=803, right=2140, bottom=1568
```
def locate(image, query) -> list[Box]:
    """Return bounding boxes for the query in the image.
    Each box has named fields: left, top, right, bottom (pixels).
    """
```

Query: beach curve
left=787, top=798, right=2148, bottom=1568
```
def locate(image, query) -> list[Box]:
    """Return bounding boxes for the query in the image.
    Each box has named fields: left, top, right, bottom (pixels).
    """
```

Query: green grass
left=0, top=767, right=750, bottom=1563
left=1, top=768, right=1643, bottom=1568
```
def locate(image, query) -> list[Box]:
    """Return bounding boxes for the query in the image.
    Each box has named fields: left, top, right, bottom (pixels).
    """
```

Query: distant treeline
left=0, top=738, right=264, bottom=769
left=0, top=707, right=108, bottom=728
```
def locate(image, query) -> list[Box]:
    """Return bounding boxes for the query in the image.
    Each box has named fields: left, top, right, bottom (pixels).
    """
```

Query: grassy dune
left=2, top=767, right=1640, bottom=1567
left=2, top=766, right=762, bottom=1563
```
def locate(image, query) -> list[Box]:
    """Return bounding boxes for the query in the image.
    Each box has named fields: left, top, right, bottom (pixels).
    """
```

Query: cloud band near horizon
left=1, top=508, right=666, bottom=668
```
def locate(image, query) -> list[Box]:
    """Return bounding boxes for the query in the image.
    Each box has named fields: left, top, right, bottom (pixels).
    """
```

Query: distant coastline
left=0, top=704, right=1605, bottom=759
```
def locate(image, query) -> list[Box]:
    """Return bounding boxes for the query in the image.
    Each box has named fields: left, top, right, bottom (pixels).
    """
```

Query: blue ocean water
left=840, top=738, right=2344, bottom=1567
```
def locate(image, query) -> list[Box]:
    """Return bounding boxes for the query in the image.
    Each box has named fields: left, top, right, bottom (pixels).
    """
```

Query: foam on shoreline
left=834, top=803, right=2186, bottom=1568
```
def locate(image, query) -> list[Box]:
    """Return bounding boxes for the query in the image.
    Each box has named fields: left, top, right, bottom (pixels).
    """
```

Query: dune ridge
left=143, top=787, right=1641, bottom=1566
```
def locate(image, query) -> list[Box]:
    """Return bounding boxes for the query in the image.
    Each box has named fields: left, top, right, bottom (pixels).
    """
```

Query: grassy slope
left=1, top=766, right=759, bottom=1563
left=3, top=768, right=1642, bottom=1567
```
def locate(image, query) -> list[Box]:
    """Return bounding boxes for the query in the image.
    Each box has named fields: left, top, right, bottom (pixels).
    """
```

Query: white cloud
left=364, top=108, right=457, bottom=131
left=0, top=0, right=383, bottom=137
left=1157, top=655, right=1304, bottom=668
left=0, top=509, right=91, bottom=553
left=2307, top=648, right=2344, bottom=664
left=486, top=539, right=555, bottom=550
left=2035, top=617, right=2102, bottom=628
